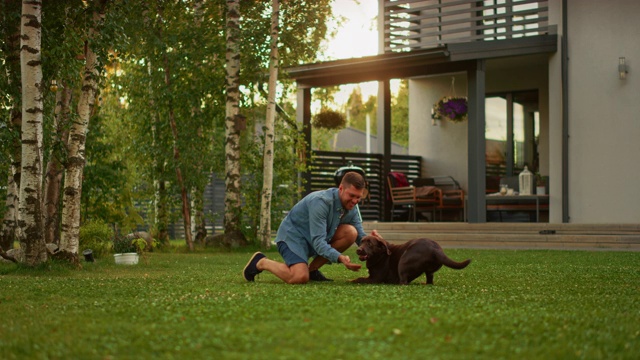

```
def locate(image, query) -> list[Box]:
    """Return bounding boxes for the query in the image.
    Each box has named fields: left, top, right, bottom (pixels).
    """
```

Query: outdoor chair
left=414, top=176, right=465, bottom=222
left=387, top=172, right=439, bottom=222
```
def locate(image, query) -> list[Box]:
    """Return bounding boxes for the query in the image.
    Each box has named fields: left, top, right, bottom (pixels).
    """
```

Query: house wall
left=408, top=0, right=640, bottom=224
left=561, top=0, right=640, bottom=223
left=409, top=74, right=469, bottom=190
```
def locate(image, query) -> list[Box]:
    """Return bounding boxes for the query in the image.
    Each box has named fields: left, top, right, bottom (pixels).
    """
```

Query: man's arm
left=307, top=198, right=342, bottom=263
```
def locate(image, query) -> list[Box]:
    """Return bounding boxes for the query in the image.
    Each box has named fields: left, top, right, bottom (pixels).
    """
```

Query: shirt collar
left=332, top=188, right=345, bottom=217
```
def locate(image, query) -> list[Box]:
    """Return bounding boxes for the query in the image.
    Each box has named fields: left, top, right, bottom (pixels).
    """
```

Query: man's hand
left=338, top=255, right=362, bottom=271
left=371, top=229, right=380, bottom=238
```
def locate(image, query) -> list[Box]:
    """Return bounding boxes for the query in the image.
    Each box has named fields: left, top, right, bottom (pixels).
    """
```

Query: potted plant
left=112, top=236, right=146, bottom=265
left=312, top=109, right=347, bottom=130
left=431, top=96, right=468, bottom=123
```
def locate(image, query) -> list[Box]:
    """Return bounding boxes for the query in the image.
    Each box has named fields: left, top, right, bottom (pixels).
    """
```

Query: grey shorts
left=277, top=242, right=307, bottom=266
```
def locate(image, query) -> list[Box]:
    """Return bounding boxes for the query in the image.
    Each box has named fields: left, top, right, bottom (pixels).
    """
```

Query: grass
left=0, top=247, right=638, bottom=359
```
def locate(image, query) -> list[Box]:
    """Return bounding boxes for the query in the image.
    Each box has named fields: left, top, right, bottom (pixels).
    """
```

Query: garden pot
left=536, top=186, right=546, bottom=195
left=114, top=252, right=139, bottom=265
left=82, top=249, right=94, bottom=262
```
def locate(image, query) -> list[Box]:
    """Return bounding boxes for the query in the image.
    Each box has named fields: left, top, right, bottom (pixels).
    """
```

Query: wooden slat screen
left=309, top=151, right=422, bottom=221
left=384, top=0, right=550, bottom=52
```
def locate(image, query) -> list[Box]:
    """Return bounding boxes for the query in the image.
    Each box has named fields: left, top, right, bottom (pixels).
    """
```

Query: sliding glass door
left=485, top=90, right=539, bottom=178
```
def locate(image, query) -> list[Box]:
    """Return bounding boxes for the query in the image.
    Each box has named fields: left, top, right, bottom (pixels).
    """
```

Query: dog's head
left=356, top=235, right=391, bottom=262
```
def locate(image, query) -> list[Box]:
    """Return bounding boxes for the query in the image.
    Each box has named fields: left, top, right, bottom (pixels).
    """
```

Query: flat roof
left=286, top=34, right=557, bottom=88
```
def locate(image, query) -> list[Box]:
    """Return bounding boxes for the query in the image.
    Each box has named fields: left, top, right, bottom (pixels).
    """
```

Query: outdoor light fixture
left=619, top=57, right=628, bottom=80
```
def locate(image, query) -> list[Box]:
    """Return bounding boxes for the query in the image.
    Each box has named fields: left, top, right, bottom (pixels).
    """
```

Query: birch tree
left=258, top=0, right=279, bottom=249
left=18, top=0, right=46, bottom=265
left=60, top=0, right=106, bottom=255
left=1, top=0, right=22, bottom=252
left=190, top=0, right=207, bottom=244
left=223, top=0, right=247, bottom=246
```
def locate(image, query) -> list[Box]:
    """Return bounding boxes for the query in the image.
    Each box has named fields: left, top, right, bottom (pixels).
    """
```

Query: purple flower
left=432, top=97, right=468, bottom=122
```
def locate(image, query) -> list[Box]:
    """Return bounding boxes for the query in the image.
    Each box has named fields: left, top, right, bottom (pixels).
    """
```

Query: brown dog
left=352, top=235, right=471, bottom=285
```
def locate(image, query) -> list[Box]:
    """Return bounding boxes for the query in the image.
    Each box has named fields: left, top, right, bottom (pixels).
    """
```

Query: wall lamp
left=619, top=57, right=628, bottom=80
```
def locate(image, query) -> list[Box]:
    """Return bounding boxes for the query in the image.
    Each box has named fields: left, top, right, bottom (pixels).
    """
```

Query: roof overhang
left=286, top=34, right=557, bottom=88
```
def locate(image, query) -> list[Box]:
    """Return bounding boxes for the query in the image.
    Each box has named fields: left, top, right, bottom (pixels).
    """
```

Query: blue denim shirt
left=275, top=187, right=367, bottom=264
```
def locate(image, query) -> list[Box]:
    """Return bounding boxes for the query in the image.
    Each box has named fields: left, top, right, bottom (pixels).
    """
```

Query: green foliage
left=111, top=235, right=137, bottom=254
left=344, top=80, right=410, bottom=148
left=240, top=106, right=307, bottom=243
left=0, top=249, right=638, bottom=359
left=78, top=219, right=114, bottom=258
left=391, top=80, right=409, bottom=147
left=82, top=112, right=144, bottom=228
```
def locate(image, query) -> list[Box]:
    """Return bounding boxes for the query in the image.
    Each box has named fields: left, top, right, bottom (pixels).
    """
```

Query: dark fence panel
left=309, top=151, right=421, bottom=221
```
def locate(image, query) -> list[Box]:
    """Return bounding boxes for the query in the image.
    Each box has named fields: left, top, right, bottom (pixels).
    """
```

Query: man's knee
left=286, top=264, right=310, bottom=284
left=287, top=272, right=309, bottom=284
left=336, top=224, right=357, bottom=242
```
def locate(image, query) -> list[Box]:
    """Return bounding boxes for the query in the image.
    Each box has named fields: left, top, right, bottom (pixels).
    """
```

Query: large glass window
left=485, top=90, right=539, bottom=178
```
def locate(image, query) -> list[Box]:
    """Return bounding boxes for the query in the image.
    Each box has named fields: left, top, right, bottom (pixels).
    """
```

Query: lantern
left=519, top=166, right=534, bottom=195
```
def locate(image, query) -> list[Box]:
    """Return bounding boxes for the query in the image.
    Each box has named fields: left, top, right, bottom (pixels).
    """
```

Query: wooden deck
left=361, top=222, right=640, bottom=251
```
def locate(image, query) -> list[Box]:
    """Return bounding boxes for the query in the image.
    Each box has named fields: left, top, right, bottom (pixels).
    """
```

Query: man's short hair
left=341, top=171, right=365, bottom=190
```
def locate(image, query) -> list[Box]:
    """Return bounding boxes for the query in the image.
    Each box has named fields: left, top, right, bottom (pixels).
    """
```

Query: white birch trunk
left=60, top=6, right=103, bottom=254
left=1, top=171, right=19, bottom=251
left=258, top=0, right=280, bottom=249
left=223, top=0, right=246, bottom=246
left=1, top=20, right=22, bottom=252
left=19, top=0, right=46, bottom=265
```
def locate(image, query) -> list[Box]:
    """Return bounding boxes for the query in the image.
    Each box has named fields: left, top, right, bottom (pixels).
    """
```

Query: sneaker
left=243, top=252, right=266, bottom=282
left=309, top=269, right=333, bottom=282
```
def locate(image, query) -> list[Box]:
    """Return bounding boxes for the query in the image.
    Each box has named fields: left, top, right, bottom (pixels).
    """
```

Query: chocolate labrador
left=352, top=235, right=471, bottom=285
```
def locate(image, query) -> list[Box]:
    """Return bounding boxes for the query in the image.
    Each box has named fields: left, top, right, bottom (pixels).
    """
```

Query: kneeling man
left=243, top=172, right=376, bottom=284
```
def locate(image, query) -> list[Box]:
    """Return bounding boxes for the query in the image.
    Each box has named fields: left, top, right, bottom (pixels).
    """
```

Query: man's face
left=338, top=184, right=364, bottom=211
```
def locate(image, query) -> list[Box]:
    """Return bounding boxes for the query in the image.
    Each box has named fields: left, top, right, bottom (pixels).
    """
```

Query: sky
left=322, top=0, right=379, bottom=61
left=317, top=0, right=384, bottom=106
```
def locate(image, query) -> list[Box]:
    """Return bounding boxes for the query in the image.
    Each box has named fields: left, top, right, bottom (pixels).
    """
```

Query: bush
left=79, top=220, right=114, bottom=258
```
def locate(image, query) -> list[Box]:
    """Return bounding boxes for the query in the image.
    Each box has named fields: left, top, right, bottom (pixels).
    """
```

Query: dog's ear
left=380, top=239, right=391, bottom=255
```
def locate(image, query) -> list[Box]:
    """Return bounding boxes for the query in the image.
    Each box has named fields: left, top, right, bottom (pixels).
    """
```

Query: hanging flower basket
left=312, top=109, right=347, bottom=130
left=431, top=96, right=468, bottom=123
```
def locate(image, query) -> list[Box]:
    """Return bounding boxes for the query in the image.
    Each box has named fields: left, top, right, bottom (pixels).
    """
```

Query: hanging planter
left=312, top=109, right=347, bottom=130
left=431, top=77, right=468, bottom=124
left=432, top=96, right=468, bottom=123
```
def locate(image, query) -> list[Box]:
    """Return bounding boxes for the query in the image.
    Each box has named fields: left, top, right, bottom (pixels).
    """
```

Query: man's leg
left=256, top=259, right=309, bottom=284
left=244, top=242, right=311, bottom=284
left=308, top=224, right=357, bottom=272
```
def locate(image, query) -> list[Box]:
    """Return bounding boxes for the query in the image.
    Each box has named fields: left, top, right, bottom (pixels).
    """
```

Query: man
left=243, top=171, right=377, bottom=284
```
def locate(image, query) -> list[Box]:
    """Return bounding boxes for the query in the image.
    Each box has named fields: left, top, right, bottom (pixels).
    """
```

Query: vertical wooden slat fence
left=308, top=151, right=421, bottom=221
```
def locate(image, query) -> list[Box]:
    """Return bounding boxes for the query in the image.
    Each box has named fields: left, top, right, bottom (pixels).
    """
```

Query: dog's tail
left=439, top=254, right=471, bottom=270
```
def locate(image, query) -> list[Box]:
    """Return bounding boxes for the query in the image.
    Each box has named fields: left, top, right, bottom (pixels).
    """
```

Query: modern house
left=288, top=0, right=640, bottom=225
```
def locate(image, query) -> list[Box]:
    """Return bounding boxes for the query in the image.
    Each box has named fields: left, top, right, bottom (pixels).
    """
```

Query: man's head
left=338, top=172, right=365, bottom=211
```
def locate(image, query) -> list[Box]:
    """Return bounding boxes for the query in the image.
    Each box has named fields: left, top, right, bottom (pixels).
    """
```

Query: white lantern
left=519, top=166, right=534, bottom=195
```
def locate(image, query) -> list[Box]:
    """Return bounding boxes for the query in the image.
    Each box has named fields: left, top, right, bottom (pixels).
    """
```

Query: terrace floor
left=361, top=222, right=640, bottom=251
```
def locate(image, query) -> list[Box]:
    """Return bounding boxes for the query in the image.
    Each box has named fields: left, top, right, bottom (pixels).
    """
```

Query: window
left=485, top=90, right=539, bottom=177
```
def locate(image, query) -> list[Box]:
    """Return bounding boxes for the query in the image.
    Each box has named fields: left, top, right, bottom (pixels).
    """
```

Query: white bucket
left=114, top=253, right=139, bottom=265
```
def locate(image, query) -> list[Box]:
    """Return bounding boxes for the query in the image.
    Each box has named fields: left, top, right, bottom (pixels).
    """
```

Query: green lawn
left=1, top=248, right=638, bottom=359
